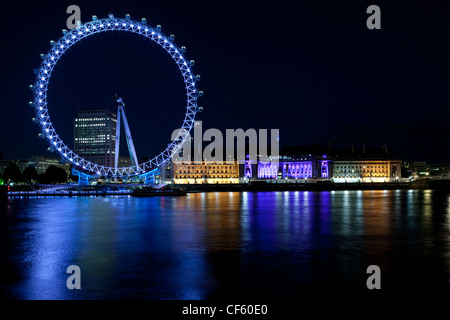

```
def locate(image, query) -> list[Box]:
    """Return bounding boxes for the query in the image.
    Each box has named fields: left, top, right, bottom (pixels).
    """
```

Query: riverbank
left=2, top=178, right=449, bottom=197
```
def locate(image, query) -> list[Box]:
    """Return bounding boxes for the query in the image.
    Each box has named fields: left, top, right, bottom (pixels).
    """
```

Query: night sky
left=1, top=0, right=450, bottom=163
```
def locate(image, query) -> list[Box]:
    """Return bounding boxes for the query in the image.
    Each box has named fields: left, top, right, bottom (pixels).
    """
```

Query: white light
left=55, top=50, right=59, bottom=54
left=58, top=148, right=61, bottom=151
left=115, top=23, right=118, bottom=26
left=64, top=153, right=67, bottom=157
left=40, top=84, right=43, bottom=88
left=60, top=45, right=64, bottom=49
left=39, top=92, right=43, bottom=95
left=137, top=26, right=141, bottom=29
left=39, top=107, right=43, bottom=110
left=44, top=70, right=48, bottom=74
left=41, top=77, right=45, bottom=80
left=66, top=40, right=70, bottom=43
left=122, top=23, right=126, bottom=27
left=45, top=129, right=49, bottom=132
left=146, top=29, right=149, bottom=32
left=47, top=63, right=50, bottom=67
left=72, top=35, right=76, bottom=39
left=53, top=142, right=57, bottom=145
left=107, top=23, right=111, bottom=26
left=38, top=99, right=42, bottom=103
left=130, top=24, right=134, bottom=27
left=100, top=24, right=104, bottom=27
left=78, top=31, right=82, bottom=35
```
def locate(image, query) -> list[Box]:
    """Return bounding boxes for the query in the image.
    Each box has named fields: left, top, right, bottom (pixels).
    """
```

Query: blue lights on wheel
left=30, top=15, right=201, bottom=178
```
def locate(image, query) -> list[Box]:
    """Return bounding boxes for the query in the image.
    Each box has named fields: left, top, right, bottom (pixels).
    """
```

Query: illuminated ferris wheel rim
left=30, top=14, right=202, bottom=178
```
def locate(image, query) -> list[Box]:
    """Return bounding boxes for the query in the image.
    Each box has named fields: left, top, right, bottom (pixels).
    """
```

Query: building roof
left=331, top=148, right=399, bottom=161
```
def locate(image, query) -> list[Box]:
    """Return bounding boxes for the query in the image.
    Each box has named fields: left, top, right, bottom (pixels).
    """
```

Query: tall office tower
left=74, top=109, right=117, bottom=167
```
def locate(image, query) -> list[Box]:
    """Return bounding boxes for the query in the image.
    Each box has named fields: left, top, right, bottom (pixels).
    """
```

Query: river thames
left=1, top=190, right=449, bottom=300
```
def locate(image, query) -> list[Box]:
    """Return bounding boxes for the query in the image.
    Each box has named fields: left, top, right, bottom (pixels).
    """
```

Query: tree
left=38, top=173, right=49, bottom=184
left=44, top=165, right=67, bottom=184
left=3, top=162, right=24, bottom=183
left=23, top=166, right=39, bottom=183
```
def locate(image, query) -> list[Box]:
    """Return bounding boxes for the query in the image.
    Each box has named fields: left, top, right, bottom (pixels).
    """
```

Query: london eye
left=29, top=13, right=203, bottom=182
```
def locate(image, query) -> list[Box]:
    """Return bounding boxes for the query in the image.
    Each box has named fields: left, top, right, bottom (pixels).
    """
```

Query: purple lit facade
left=244, top=160, right=253, bottom=178
left=255, top=154, right=331, bottom=180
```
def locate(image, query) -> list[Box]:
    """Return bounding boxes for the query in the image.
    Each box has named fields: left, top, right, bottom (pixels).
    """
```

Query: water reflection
left=1, top=190, right=450, bottom=299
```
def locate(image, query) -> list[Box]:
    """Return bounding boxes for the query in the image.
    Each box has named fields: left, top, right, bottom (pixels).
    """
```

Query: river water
left=1, top=190, right=449, bottom=300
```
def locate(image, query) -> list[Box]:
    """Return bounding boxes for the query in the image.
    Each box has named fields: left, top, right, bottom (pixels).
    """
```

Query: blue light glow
left=32, top=16, right=201, bottom=179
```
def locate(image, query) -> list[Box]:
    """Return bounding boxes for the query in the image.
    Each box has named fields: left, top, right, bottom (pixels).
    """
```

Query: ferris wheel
left=29, top=13, right=203, bottom=181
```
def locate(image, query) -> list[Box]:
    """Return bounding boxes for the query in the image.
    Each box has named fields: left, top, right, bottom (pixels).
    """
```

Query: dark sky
left=1, top=0, right=450, bottom=164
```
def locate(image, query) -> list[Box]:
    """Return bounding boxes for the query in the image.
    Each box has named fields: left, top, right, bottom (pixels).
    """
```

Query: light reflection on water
left=1, top=190, right=450, bottom=299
